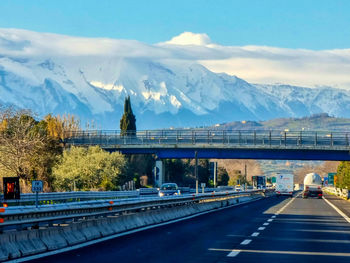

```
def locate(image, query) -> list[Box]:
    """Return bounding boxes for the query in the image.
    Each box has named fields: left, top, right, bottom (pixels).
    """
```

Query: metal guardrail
left=63, top=129, right=350, bottom=150
left=324, top=186, right=350, bottom=199
left=0, top=189, right=267, bottom=232
left=1, top=190, right=140, bottom=205
left=0, top=187, right=228, bottom=205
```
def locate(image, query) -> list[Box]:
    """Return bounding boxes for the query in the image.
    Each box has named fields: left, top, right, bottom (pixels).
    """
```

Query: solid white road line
left=323, top=196, right=350, bottom=223
left=240, top=239, right=252, bottom=245
left=251, top=232, right=260, bottom=237
left=227, top=250, right=241, bottom=257
left=276, top=193, right=299, bottom=214
left=258, top=227, right=265, bottom=230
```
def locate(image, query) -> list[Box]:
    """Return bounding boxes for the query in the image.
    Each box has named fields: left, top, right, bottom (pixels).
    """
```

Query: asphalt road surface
left=30, top=194, right=350, bottom=263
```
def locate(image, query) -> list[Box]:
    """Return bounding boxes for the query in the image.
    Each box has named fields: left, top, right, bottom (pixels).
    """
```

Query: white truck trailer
left=275, top=174, right=294, bottom=197
left=302, top=173, right=323, bottom=199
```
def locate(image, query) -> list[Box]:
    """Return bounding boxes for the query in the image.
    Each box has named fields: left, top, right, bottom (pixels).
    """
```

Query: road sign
left=328, top=173, right=336, bottom=185
left=32, top=180, right=43, bottom=208
left=32, top=180, right=43, bottom=192
left=3, top=177, right=20, bottom=200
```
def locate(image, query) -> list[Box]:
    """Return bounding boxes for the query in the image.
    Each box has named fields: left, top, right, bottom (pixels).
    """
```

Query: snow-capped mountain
left=1, top=28, right=350, bottom=129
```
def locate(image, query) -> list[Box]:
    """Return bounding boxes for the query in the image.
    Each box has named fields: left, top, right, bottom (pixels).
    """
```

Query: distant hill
left=214, top=113, right=350, bottom=131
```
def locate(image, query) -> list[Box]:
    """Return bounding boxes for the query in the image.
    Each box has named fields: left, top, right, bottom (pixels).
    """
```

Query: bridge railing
left=63, top=129, right=350, bottom=149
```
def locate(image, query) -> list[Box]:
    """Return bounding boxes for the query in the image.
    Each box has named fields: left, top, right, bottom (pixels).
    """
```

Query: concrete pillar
left=154, top=160, right=164, bottom=187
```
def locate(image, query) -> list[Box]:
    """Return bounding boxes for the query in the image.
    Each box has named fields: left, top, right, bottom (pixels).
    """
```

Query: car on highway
left=158, top=183, right=181, bottom=197
left=235, top=185, right=242, bottom=192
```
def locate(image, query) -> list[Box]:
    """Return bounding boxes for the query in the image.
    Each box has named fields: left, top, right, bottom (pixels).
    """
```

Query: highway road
left=30, top=194, right=350, bottom=263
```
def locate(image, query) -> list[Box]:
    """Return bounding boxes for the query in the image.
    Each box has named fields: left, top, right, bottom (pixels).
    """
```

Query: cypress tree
left=120, top=96, right=136, bottom=136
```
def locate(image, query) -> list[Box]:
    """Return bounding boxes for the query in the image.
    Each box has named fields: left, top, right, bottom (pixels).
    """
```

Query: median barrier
left=0, top=190, right=270, bottom=261
left=0, top=232, right=21, bottom=260
left=80, top=220, right=101, bottom=241
left=15, top=229, right=45, bottom=256
left=40, top=227, right=68, bottom=251
left=97, top=218, right=115, bottom=237
left=61, top=223, right=87, bottom=245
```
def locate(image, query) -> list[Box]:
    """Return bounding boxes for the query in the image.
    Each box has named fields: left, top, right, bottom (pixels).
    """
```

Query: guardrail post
left=238, top=131, right=241, bottom=145
left=195, top=151, right=198, bottom=194
left=269, top=131, right=271, bottom=146
left=284, top=132, right=287, bottom=146
left=254, top=131, right=256, bottom=145
left=347, top=133, right=349, bottom=146
left=331, top=133, right=333, bottom=146
left=223, top=131, right=225, bottom=144
left=315, top=132, right=318, bottom=146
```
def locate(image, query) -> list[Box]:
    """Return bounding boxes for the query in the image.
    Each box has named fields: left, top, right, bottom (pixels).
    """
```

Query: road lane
left=30, top=196, right=291, bottom=263
left=29, top=194, right=350, bottom=263
left=226, top=195, right=350, bottom=262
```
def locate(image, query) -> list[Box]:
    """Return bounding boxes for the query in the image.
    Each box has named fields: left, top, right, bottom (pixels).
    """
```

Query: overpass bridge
left=64, top=129, right=350, bottom=186
left=64, top=129, right=350, bottom=161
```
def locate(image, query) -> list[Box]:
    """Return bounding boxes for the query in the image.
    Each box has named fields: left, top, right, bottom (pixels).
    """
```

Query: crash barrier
left=0, top=187, right=235, bottom=206
left=323, top=186, right=350, bottom=200
left=1, top=191, right=140, bottom=206
left=0, top=189, right=272, bottom=261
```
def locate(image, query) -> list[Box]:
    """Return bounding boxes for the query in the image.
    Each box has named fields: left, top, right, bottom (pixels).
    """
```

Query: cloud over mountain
left=163, top=32, right=212, bottom=46
left=1, top=28, right=350, bottom=129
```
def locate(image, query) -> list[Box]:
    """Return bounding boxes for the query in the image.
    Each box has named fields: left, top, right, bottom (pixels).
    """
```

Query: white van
left=275, top=174, right=294, bottom=197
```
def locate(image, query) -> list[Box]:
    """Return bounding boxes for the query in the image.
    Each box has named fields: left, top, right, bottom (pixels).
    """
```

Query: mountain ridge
left=1, top=29, right=350, bottom=129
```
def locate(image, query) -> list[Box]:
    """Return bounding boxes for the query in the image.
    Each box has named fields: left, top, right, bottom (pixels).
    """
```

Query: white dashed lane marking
left=263, top=223, right=269, bottom=226
left=227, top=250, right=241, bottom=257
left=240, top=239, right=252, bottom=245
left=258, top=227, right=265, bottom=230
left=251, top=232, right=260, bottom=237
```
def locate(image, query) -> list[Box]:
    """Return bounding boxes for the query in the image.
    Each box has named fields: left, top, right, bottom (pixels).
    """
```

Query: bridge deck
left=64, top=129, right=350, bottom=160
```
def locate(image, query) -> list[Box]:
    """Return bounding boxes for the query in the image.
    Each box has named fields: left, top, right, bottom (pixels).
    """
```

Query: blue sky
left=1, top=0, right=349, bottom=50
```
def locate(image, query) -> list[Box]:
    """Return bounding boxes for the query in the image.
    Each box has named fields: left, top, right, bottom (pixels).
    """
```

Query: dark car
left=158, top=183, right=181, bottom=197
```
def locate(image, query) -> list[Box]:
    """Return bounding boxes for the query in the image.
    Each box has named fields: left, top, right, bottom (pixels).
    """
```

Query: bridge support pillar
left=154, top=160, right=165, bottom=187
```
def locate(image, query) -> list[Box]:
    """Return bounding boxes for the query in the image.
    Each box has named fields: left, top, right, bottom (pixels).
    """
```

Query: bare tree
left=211, top=159, right=262, bottom=184
left=293, top=161, right=339, bottom=183
left=0, top=107, right=47, bottom=180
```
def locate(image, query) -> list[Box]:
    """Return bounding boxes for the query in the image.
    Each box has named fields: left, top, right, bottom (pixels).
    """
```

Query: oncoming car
left=158, top=183, right=181, bottom=197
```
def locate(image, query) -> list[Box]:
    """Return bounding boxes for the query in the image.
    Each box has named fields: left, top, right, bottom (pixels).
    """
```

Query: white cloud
left=163, top=32, right=212, bottom=46
left=1, top=28, right=350, bottom=89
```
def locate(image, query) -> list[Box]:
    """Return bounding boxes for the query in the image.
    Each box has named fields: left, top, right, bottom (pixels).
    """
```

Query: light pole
left=195, top=151, right=198, bottom=194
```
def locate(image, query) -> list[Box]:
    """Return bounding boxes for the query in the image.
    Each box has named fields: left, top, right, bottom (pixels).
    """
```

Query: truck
left=302, top=173, right=322, bottom=199
left=252, top=175, right=266, bottom=189
left=275, top=174, right=294, bottom=197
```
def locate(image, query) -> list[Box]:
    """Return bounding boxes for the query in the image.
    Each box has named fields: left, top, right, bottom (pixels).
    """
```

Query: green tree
left=217, top=167, right=229, bottom=186
left=164, top=159, right=188, bottom=185
left=127, top=154, right=154, bottom=187
left=336, top=161, right=350, bottom=189
left=120, top=96, right=136, bottom=136
left=52, top=146, right=126, bottom=191
left=198, top=159, right=211, bottom=185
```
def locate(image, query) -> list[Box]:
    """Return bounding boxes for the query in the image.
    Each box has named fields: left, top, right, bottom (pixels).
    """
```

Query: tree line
left=0, top=98, right=231, bottom=192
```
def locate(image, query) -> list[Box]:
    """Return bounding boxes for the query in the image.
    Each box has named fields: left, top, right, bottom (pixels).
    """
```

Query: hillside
left=215, top=113, right=350, bottom=131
